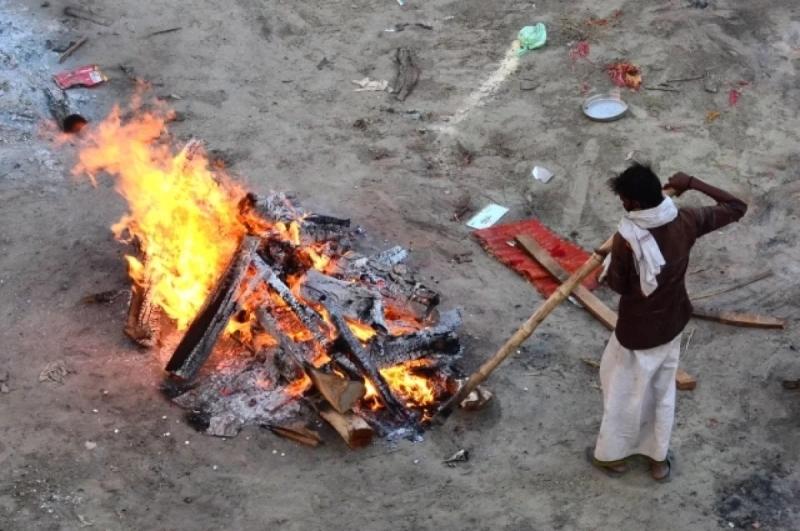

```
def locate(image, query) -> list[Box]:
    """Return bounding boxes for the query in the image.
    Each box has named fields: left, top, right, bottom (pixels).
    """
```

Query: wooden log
left=251, top=255, right=328, bottom=342
left=691, top=307, right=785, bottom=329
left=325, top=306, right=412, bottom=423
left=318, top=405, right=374, bottom=449
left=300, top=269, right=388, bottom=331
left=378, top=309, right=462, bottom=366
left=676, top=368, right=697, bottom=391
left=256, top=307, right=365, bottom=414
left=267, top=422, right=322, bottom=447
left=43, top=88, right=87, bottom=133
left=124, top=277, right=160, bottom=348
left=165, top=237, right=260, bottom=380
left=392, top=47, right=420, bottom=101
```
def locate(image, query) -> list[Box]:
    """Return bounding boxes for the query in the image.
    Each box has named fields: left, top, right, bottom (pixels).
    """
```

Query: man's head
left=607, top=162, right=664, bottom=211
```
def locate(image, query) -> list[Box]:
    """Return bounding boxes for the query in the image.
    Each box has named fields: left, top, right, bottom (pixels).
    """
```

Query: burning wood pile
left=72, top=99, right=465, bottom=447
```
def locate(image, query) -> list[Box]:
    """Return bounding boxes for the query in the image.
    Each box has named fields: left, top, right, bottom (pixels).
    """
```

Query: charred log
left=124, top=268, right=160, bottom=348
left=300, top=269, right=388, bottom=331
left=325, top=306, right=412, bottom=424
left=251, top=255, right=328, bottom=342
left=378, top=309, right=462, bottom=365
left=166, top=237, right=260, bottom=380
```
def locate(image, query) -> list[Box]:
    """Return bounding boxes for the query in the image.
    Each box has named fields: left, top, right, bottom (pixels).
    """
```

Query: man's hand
left=664, top=172, right=693, bottom=196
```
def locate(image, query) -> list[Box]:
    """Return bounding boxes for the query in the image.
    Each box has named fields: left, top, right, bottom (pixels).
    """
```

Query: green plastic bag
left=517, top=23, right=547, bottom=56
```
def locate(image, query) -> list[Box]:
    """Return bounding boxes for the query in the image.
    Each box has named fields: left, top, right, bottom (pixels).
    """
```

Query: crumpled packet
left=517, top=23, right=547, bottom=55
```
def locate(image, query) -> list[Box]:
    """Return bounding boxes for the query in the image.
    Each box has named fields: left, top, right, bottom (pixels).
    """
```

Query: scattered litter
left=532, top=165, right=554, bottom=184
left=459, top=384, right=493, bottom=410
left=76, top=513, right=94, bottom=527
left=384, top=22, right=433, bottom=32
left=606, top=61, right=642, bottom=90
left=443, top=448, right=470, bottom=466
left=39, top=359, right=69, bottom=383
left=316, top=57, right=332, bottom=70
left=585, top=10, right=624, bottom=27
left=704, top=75, right=720, bottom=93
left=63, top=5, right=111, bottom=26
left=0, top=383, right=8, bottom=394
left=452, top=192, right=475, bottom=222
left=519, top=79, right=538, bottom=91
left=728, top=88, right=741, bottom=106
left=352, top=77, right=390, bottom=92
left=82, top=289, right=126, bottom=304
left=625, top=150, right=637, bottom=161
left=392, top=47, right=420, bottom=101
left=782, top=379, right=800, bottom=390
left=84, top=441, right=97, bottom=450
left=466, top=204, right=509, bottom=230
left=569, top=40, right=591, bottom=62
left=581, top=357, right=601, bottom=369
left=0, top=370, right=8, bottom=383
left=582, top=93, right=628, bottom=121
left=58, top=35, right=87, bottom=63
left=517, top=23, right=547, bottom=55
left=706, top=110, right=721, bottom=123
left=146, top=26, right=182, bottom=38
left=689, top=0, right=709, bottom=8
left=53, top=64, right=107, bottom=89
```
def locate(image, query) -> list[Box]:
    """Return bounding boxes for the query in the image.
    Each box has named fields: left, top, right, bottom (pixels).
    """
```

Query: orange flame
left=73, top=104, right=246, bottom=330
left=363, top=362, right=436, bottom=409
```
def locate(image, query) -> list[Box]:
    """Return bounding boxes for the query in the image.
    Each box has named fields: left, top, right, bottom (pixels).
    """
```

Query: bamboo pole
left=433, top=190, right=677, bottom=422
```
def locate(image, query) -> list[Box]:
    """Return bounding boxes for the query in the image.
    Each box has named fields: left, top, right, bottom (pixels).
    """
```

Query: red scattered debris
left=569, top=40, right=591, bottom=62
left=606, top=61, right=642, bottom=90
left=728, top=88, right=741, bottom=106
left=53, top=64, right=107, bottom=89
left=586, top=9, right=623, bottom=27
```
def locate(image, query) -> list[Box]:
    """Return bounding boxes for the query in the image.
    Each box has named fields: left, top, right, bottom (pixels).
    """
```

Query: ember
left=72, top=97, right=464, bottom=446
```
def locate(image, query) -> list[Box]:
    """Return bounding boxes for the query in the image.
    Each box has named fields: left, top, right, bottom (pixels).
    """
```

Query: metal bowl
left=582, top=94, right=628, bottom=122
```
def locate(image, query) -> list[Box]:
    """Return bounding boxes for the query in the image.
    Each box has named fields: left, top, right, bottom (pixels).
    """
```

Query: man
left=590, top=163, right=747, bottom=481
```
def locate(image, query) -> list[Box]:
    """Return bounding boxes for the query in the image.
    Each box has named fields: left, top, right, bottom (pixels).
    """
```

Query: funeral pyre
left=71, top=99, right=464, bottom=447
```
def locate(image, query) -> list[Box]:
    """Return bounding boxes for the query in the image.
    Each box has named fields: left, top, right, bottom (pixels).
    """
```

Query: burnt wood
left=43, top=88, right=87, bottom=133
left=251, top=255, right=328, bottom=342
left=300, top=270, right=388, bottom=331
left=166, top=237, right=260, bottom=380
left=325, top=307, right=412, bottom=423
left=378, top=309, right=462, bottom=365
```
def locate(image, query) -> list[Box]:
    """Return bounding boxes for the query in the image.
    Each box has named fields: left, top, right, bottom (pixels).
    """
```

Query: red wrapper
left=53, top=64, right=107, bottom=89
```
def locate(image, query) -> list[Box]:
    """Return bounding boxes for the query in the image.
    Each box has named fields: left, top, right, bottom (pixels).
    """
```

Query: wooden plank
left=515, top=234, right=617, bottom=330
left=676, top=368, right=697, bottom=391
left=691, top=307, right=785, bottom=329
left=318, top=406, right=374, bottom=449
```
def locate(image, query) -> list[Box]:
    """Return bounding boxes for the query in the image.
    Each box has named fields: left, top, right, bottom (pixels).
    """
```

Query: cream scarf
left=603, top=197, right=678, bottom=296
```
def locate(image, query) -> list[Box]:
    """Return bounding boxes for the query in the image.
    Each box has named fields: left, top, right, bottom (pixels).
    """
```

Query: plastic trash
left=532, top=166, right=554, bottom=183
left=517, top=23, right=547, bottom=56
left=466, top=204, right=509, bottom=229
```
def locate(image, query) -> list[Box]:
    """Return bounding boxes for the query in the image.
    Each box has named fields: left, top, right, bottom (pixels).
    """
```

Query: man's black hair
left=607, top=162, right=664, bottom=209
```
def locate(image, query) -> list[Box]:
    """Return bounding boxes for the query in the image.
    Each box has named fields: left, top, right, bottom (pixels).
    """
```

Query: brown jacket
left=605, top=177, right=747, bottom=350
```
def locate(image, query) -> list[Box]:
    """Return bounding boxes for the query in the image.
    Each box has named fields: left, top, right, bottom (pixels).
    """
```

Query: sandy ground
left=1, top=0, right=800, bottom=529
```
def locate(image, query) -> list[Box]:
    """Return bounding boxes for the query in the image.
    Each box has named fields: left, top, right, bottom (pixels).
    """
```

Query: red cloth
left=473, top=218, right=599, bottom=297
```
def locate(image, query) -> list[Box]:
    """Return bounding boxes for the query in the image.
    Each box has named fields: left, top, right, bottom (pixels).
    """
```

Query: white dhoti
left=593, top=333, right=681, bottom=462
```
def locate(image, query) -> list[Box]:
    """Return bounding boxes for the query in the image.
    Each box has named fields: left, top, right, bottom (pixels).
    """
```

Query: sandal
left=586, top=447, right=627, bottom=477
left=650, top=455, right=672, bottom=482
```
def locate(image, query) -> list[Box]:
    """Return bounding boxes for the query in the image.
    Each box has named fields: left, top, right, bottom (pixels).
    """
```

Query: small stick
left=691, top=270, right=773, bottom=301
left=58, top=36, right=88, bottom=63
left=146, top=27, right=182, bottom=38
left=666, top=74, right=706, bottom=83
left=645, top=86, right=680, bottom=92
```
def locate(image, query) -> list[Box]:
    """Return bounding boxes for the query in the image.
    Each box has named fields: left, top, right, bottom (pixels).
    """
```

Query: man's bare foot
left=650, top=459, right=671, bottom=481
